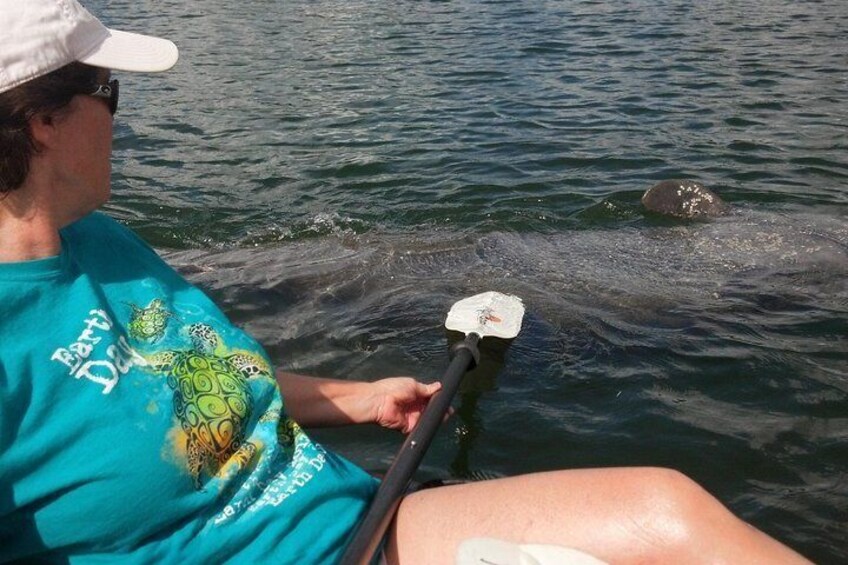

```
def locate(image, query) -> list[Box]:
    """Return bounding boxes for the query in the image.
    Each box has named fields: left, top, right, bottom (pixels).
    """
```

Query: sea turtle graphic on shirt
left=126, top=298, right=175, bottom=343
left=148, top=322, right=272, bottom=489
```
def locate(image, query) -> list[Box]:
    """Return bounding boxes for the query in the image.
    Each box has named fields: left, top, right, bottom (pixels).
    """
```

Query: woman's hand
left=371, top=377, right=443, bottom=433
left=276, top=371, right=444, bottom=430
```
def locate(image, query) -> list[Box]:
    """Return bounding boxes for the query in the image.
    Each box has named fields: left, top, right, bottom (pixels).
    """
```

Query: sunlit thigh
left=384, top=467, right=806, bottom=565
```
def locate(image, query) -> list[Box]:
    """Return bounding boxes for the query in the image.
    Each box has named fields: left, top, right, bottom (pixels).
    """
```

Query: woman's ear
left=28, top=112, right=56, bottom=151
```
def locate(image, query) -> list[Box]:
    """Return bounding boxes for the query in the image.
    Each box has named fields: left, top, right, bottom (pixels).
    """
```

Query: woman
left=0, top=1, right=809, bottom=563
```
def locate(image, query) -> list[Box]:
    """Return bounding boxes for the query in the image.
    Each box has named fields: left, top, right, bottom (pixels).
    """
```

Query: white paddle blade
left=445, top=291, right=525, bottom=339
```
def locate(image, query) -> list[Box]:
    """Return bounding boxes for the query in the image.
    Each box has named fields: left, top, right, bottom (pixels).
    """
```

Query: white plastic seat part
left=455, top=538, right=609, bottom=565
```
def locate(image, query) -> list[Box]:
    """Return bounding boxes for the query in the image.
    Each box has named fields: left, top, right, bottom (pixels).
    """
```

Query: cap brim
left=78, top=28, right=178, bottom=73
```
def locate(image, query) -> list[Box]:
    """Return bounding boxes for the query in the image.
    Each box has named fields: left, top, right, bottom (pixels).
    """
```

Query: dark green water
left=93, top=0, right=846, bottom=561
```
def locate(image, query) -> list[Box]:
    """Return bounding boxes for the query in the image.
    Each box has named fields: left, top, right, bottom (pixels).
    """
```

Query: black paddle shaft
left=338, top=333, right=481, bottom=565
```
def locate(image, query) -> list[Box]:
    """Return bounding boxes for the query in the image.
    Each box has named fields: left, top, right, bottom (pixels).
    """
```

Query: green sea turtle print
left=148, top=323, right=270, bottom=489
left=276, top=417, right=303, bottom=452
left=227, top=352, right=274, bottom=380
left=126, top=298, right=174, bottom=343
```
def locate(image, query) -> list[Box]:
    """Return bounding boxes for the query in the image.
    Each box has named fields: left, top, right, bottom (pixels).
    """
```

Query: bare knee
left=388, top=467, right=799, bottom=565
left=624, top=467, right=732, bottom=557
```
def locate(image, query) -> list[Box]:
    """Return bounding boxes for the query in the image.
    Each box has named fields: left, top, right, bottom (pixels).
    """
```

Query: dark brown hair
left=0, top=63, right=100, bottom=193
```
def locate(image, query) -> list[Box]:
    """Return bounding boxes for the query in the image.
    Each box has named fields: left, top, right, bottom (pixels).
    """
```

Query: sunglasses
left=87, top=79, right=119, bottom=115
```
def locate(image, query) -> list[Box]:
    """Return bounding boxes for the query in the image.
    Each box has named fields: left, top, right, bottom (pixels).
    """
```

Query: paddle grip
left=338, top=333, right=481, bottom=565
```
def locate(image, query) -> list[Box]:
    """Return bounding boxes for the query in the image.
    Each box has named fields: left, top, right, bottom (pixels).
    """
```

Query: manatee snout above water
left=642, top=180, right=728, bottom=219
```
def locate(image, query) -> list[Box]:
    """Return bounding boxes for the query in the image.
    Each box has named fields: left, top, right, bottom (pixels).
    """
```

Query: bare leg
left=385, top=467, right=809, bottom=564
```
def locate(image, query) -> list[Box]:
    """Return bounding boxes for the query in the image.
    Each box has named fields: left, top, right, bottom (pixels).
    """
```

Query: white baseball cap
left=0, top=0, right=179, bottom=94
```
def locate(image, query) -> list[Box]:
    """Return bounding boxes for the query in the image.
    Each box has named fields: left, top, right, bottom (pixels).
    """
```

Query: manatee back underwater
left=93, top=0, right=847, bottom=561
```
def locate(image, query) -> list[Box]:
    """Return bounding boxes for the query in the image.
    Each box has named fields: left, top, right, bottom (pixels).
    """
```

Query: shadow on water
left=446, top=329, right=514, bottom=479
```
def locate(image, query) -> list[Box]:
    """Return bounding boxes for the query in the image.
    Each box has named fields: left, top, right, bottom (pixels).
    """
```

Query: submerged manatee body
left=642, top=180, right=728, bottom=219
left=162, top=208, right=846, bottom=335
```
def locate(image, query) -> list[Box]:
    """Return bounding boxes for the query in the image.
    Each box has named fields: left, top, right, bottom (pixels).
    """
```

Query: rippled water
left=90, top=0, right=847, bottom=560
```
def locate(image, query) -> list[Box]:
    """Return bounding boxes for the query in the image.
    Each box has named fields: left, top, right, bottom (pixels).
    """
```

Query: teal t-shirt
left=0, top=212, right=378, bottom=563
